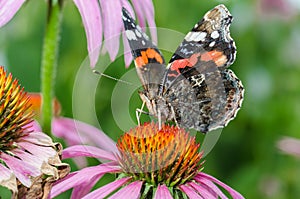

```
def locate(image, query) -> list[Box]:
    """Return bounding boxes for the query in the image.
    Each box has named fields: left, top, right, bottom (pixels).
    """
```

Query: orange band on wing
left=135, top=48, right=163, bottom=68
left=200, top=50, right=227, bottom=67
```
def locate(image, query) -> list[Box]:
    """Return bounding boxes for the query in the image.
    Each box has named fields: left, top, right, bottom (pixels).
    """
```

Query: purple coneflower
left=50, top=122, right=244, bottom=198
left=0, top=66, right=67, bottom=197
left=0, top=0, right=156, bottom=67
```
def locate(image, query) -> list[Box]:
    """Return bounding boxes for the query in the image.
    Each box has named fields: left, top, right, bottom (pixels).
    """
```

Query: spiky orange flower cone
left=117, top=122, right=203, bottom=189
left=0, top=67, right=33, bottom=150
left=0, top=66, right=69, bottom=198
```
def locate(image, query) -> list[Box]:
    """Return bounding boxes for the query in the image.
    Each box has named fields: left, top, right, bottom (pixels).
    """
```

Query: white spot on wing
left=211, top=31, right=220, bottom=39
left=126, top=30, right=137, bottom=40
left=185, top=31, right=207, bottom=42
left=135, top=29, right=142, bottom=38
left=209, top=41, right=215, bottom=47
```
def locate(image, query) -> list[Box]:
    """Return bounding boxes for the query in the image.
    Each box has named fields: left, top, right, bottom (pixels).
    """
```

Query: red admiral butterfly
left=122, top=4, right=244, bottom=133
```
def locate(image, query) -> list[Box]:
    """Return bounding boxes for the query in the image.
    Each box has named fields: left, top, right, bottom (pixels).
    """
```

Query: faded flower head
left=0, top=66, right=69, bottom=197
left=51, top=122, right=244, bottom=198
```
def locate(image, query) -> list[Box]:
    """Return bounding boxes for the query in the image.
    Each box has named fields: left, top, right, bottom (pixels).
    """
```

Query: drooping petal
left=131, top=0, right=146, bottom=28
left=179, top=184, right=204, bottom=199
left=21, top=131, right=56, bottom=147
left=71, top=180, right=99, bottom=199
left=154, top=184, right=173, bottom=199
left=187, top=181, right=217, bottom=198
left=62, top=145, right=117, bottom=161
left=139, top=0, right=157, bottom=43
left=50, top=163, right=121, bottom=197
left=0, top=0, right=26, bottom=28
left=24, top=120, right=42, bottom=132
left=131, top=0, right=157, bottom=43
left=52, top=117, right=117, bottom=153
left=109, top=180, right=143, bottom=199
left=195, top=173, right=245, bottom=199
left=199, top=173, right=245, bottom=199
left=0, top=164, right=17, bottom=193
left=194, top=175, right=228, bottom=199
left=99, top=0, right=123, bottom=61
left=73, top=0, right=102, bottom=67
left=82, top=177, right=131, bottom=199
left=0, top=153, right=40, bottom=187
left=120, top=0, right=135, bottom=17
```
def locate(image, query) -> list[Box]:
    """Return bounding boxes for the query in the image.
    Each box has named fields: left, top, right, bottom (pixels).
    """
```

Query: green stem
left=41, top=0, right=62, bottom=135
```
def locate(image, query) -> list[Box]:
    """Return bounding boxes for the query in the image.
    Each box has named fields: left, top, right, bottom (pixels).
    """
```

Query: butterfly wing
left=162, top=4, right=244, bottom=132
left=122, top=8, right=166, bottom=98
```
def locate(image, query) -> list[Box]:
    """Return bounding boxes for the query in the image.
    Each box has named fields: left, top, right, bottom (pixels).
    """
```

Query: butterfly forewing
left=122, top=8, right=166, bottom=98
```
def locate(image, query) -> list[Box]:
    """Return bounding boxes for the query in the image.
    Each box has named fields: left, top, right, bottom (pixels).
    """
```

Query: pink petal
left=120, top=0, right=135, bottom=17
left=140, top=0, right=157, bottom=43
left=0, top=164, right=17, bottom=193
left=109, top=180, right=143, bottom=199
left=0, top=0, right=25, bottom=27
left=179, top=184, right=204, bottom=199
left=52, top=117, right=117, bottom=153
left=194, top=175, right=228, bottom=199
left=73, top=0, right=102, bottom=67
left=199, top=173, right=245, bottom=199
left=131, top=0, right=157, bottom=43
left=71, top=179, right=99, bottom=199
left=196, top=173, right=245, bottom=199
left=154, top=184, right=173, bottom=199
left=187, top=181, right=217, bottom=198
left=51, top=163, right=120, bottom=197
left=23, top=120, right=42, bottom=132
left=0, top=153, right=40, bottom=187
left=21, top=131, right=55, bottom=146
left=17, top=140, right=56, bottom=159
left=131, top=0, right=145, bottom=28
left=62, top=145, right=117, bottom=161
left=82, top=177, right=131, bottom=199
left=99, top=0, right=123, bottom=61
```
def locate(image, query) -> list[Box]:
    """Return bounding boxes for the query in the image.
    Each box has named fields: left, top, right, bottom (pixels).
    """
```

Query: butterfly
left=122, top=4, right=244, bottom=133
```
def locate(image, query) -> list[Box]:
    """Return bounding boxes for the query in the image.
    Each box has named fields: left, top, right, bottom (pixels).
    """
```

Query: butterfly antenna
left=92, top=70, right=133, bottom=86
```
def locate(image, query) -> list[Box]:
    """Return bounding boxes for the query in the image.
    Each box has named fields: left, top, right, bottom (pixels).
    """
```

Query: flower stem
left=41, top=0, right=62, bottom=135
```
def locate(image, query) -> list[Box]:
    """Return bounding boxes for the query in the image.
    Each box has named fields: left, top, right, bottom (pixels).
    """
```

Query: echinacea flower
left=0, top=0, right=157, bottom=67
left=0, top=66, right=69, bottom=197
left=50, top=122, right=244, bottom=198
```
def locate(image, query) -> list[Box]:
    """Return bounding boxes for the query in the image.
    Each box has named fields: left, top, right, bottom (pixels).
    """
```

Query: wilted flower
left=50, top=123, right=244, bottom=198
left=0, top=67, right=69, bottom=197
left=0, top=0, right=157, bottom=67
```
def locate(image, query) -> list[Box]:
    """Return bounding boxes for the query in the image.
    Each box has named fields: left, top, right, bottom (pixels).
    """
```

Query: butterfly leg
left=136, top=101, right=148, bottom=126
left=158, top=109, right=162, bottom=129
left=170, top=105, right=179, bottom=127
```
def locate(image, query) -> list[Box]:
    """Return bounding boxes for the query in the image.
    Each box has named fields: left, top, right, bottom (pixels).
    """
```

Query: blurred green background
left=1, top=0, right=300, bottom=198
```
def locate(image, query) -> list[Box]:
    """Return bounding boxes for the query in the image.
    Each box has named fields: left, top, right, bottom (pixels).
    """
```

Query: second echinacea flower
left=50, top=122, right=244, bottom=198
